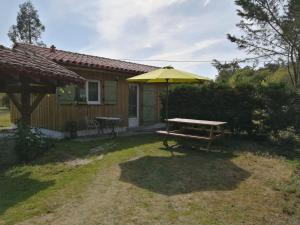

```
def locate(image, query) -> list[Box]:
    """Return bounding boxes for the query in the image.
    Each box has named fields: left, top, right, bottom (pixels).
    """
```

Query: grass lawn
left=0, top=108, right=11, bottom=129
left=0, top=134, right=299, bottom=225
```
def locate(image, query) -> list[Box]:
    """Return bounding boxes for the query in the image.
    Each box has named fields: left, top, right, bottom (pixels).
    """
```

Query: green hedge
left=161, top=83, right=299, bottom=136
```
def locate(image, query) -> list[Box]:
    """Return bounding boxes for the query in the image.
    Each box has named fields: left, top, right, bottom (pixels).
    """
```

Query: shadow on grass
left=119, top=146, right=250, bottom=196
left=0, top=171, right=54, bottom=215
left=0, top=134, right=160, bottom=216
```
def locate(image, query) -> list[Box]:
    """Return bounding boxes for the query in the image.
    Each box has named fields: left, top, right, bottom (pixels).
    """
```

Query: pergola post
left=8, top=92, right=46, bottom=126
left=20, top=91, right=31, bottom=125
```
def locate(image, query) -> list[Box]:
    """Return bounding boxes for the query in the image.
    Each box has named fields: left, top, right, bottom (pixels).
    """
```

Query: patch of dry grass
left=0, top=135, right=299, bottom=225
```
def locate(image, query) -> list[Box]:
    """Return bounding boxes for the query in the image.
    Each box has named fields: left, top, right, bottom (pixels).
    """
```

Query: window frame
left=86, top=80, right=101, bottom=105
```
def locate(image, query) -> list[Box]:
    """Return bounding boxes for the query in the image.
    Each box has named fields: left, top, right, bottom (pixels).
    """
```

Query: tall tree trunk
left=295, top=53, right=300, bottom=131
left=28, top=16, right=32, bottom=44
left=297, top=53, right=300, bottom=88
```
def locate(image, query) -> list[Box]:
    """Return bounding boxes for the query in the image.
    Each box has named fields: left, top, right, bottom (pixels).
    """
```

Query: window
left=104, top=80, right=117, bottom=104
left=57, top=80, right=102, bottom=105
left=86, top=80, right=101, bottom=104
left=57, top=85, right=76, bottom=104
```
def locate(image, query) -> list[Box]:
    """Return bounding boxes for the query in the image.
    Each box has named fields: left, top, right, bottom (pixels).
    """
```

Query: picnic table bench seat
left=156, top=130, right=212, bottom=141
left=156, top=118, right=227, bottom=149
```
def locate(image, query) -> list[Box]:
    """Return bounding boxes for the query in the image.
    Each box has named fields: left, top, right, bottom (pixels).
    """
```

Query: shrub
left=14, top=121, right=53, bottom=162
left=162, top=83, right=258, bottom=135
left=256, top=84, right=298, bottom=134
left=269, top=127, right=300, bottom=148
left=161, top=82, right=299, bottom=139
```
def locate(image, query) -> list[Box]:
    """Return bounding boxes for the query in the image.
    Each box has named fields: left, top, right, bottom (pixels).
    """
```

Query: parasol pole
left=163, top=79, right=169, bottom=146
left=166, top=79, right=169, bottom=132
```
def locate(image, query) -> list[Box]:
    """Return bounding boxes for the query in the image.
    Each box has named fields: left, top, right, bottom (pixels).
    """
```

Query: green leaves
left=228, top=0, right=300, bottom=88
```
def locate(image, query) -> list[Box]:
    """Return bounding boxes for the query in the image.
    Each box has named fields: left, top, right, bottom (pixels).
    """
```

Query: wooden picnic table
left=95, top=117, right=121, bottom=137
left=157, top=118, right=227, bottom=149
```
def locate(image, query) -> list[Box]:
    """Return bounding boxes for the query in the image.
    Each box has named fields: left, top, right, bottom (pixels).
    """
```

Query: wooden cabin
left=10, top=44, right=164, bottom=136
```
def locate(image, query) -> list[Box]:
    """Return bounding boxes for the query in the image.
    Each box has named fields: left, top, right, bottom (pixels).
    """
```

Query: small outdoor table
left=95, top=117, right=121, bottom=137
left=157, top=118, right=227, bottom=149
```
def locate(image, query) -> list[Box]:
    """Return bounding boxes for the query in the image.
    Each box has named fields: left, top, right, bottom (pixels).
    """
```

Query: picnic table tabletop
left=166, top=118, right=227, bottom=126
left=95, top=117, right=121, bottom=121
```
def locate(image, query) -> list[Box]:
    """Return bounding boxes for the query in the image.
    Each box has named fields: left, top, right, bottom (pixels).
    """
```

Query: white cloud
left=204, top=0, right=211, bottom=7
left=95, top=0, right=187, bottom=41
left=149, top=39, right=223, bottom=60
left=44, top=0, right=245, bottom=78
left=49, top=0, right=187, bottom=42
left=1, top=0, right=247, bottom=77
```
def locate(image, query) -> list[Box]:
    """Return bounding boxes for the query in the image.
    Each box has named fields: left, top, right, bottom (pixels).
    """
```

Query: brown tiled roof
left=15, top=43, right=158, bottom=74
left=0, top=45, right=85, bottom=85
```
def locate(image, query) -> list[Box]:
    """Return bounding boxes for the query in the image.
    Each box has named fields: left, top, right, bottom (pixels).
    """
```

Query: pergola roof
left=0, top=45, right=85, bottom=85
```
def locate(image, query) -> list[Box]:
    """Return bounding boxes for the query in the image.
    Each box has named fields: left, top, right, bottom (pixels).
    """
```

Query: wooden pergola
left=0, top=45, right=85, bottom=125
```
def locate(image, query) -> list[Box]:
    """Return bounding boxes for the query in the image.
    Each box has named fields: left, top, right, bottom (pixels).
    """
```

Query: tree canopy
left=228, top=0, right=300, bottom=89
left=212, top=59, right=240, bottom=83
left=212, top=60, right=293, bottom=88
left=8, top=1, right=45, bottom=45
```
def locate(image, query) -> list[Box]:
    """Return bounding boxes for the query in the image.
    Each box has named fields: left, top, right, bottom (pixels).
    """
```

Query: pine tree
left=8, top=1, right=45, bottom=45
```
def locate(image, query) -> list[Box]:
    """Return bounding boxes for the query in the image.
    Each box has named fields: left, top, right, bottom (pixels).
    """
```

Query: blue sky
left=0, top=0, right=248, bottom=79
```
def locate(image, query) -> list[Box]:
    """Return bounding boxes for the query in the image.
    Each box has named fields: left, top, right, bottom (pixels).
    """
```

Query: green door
left=143, top=85, right=156, bottom=124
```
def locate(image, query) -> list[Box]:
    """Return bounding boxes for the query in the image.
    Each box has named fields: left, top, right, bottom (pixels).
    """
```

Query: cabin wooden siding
left=10, top=67, right=163, bottom=131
